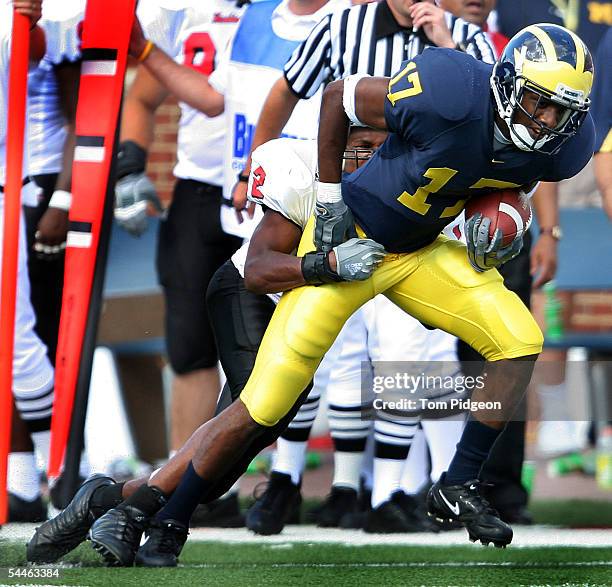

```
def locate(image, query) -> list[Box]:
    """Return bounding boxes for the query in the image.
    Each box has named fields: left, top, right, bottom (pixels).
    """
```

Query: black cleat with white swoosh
left=426, top=476, right=513, bottom=548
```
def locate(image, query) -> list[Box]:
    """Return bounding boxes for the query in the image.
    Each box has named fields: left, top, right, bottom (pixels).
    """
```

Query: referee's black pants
left=203, top=260, right=313, bottom=501
left=457, top=231, right=533, bottom=514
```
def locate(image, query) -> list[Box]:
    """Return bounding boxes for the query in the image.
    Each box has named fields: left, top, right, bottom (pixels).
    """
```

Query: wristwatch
left=540, top=226, right=563, bottom=240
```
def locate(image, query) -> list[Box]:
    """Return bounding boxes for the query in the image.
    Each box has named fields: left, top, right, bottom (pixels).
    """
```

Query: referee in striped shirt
left=234, top=0, right=495, bottom=209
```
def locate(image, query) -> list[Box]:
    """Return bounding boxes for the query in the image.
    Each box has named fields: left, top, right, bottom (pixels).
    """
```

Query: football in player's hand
left=465, top=189, right=532, bottom=247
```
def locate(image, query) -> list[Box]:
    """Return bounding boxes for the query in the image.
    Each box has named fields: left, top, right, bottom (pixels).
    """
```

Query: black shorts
left=157, top=179, right=242, bottom=373
left=206, top=260, right=276, bottom=401
left=204, top=260, right=313, bottom=501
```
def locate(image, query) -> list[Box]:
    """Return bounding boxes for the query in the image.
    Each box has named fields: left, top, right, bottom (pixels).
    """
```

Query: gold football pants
left=241, top=221, right=543, bottom=426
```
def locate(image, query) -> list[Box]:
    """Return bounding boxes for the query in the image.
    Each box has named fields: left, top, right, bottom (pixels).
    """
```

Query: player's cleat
left=426, top=477, right=513, bottom=547
left=190, top=492, right=245, bottom=528
left=134, top=519, right=189, bottom=567
left=364, top=498, right=424, bottom=533
left=245, top=472, right=301, bottom=535
left=89, top=505, right=149, bottom=567
left=49, top=474, right=86, bottom=510
left=8, top=493, right=47, bottom=523
left=391, top=491, right=440, bottom=533
left=27, top=474, right=115, bottom=563
left=315, top=486, right=359, bottom=528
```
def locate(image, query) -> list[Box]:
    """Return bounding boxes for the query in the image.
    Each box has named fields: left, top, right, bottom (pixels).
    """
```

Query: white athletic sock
left=31, top=430, right=51, bottom=473
left=272, top=439, right=307, bottom=485
left=422, top=417, right=465, bottom=483
left=400, top=428, right=429, bottom=495
left=332, top=451, right=363, bottom=490
left=8, top=452, right=40, bottom=501
left=371, top=458, right=404, bottom=508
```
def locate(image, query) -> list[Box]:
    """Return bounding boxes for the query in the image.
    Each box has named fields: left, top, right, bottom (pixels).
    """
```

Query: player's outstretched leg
left=425, top=357, right=537, bottom=547
left=27, top=474, right=123, bottom=563
left=88, top=399, right=265, bottom=566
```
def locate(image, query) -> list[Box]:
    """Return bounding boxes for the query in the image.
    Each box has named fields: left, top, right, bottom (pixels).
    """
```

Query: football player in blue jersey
left=27, top=24, right=595, bottom=564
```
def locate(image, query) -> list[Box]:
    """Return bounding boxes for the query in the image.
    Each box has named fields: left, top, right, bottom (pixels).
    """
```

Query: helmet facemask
left=490, top=25, right=593, bottom=155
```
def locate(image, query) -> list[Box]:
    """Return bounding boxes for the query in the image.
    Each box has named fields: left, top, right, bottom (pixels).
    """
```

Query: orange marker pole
left=0, top=10, right=30, bottom=525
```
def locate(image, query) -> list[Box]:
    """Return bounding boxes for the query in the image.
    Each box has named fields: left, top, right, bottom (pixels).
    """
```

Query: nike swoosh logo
left=491, top=159, right=505, bottom=164
left=140, top=534, right=150, bottom=547
left=438, top=489, right=460, bottom=516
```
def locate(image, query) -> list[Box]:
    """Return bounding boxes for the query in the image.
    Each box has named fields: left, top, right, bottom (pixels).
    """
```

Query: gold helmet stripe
left=524, top=25, right=558, bottom=62
left=566, top=28, right=586, bottom=74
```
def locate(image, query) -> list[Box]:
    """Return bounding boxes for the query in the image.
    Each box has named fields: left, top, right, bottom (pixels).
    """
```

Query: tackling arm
left=243, top=209, right=305, bottom=295
left=314, top=77, right=387, bottom=252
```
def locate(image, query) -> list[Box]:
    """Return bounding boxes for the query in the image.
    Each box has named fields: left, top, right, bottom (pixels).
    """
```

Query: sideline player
left=1, top=0, right=55, bottom=523
left=28, top=24, right=595, bottom=563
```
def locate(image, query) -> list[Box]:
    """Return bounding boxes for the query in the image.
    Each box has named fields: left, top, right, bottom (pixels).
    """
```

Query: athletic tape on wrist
left=48, top=190, right=72, bottom=211
left=342, top=74, right=369, bottom=127
left=316, top=181, right=343, bottom=204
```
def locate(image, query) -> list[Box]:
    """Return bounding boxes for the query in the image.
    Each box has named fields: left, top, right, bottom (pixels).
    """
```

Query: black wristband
left=117, top=140, right=147, bottom=179
left=237, top=172, right=249, bottom=183
left=301, top=252, right=342, bottom=285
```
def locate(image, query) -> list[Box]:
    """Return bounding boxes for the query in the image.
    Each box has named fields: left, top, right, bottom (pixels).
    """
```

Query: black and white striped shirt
left=285, top=0, right=497, bottom=99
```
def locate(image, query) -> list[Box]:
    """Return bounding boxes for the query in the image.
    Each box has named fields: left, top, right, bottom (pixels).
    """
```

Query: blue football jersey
left=342, top=49, right=595, bottom=253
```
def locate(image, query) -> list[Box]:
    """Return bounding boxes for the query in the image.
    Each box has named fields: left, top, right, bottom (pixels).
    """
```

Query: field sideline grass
left=1, top=542, right=611, bottom=586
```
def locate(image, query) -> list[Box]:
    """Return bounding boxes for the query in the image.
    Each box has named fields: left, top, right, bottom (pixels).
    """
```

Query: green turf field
left=1, top=542, right=611, bottom=586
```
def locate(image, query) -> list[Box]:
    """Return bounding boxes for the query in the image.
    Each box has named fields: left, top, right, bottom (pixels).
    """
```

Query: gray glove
left=314, top=200, right=358, bottom=252
left=333, top=237, right=386, bottom=281
left=466, top=212, right=523, bottom=272
left=114, top=172, right=163, bottom=237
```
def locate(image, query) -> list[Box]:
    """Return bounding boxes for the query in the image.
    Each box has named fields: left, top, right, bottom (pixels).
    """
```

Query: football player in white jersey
left=8, top=0, right=85, bottom=523
left=115, top=0, right=248, bottom=526
left=1, top=0, right=55, bottom=523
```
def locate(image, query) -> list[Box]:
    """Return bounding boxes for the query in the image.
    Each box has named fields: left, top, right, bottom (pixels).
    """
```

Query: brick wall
left=146, top=96, right=180, bottom=204
left=570, top=291, right=612, bottom=331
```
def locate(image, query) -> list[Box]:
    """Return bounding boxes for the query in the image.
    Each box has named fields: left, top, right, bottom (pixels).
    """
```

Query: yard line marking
left=181, top=562, right=612, bottom=569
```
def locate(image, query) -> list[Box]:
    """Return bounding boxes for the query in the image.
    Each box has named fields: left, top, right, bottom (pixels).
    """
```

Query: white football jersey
left=210, top=0, right=348, bottom=239
left=0, top=5, right=38, bottom=204
left=28, top=0, right=85, bottom=177
left=0, top=4, right=12, bottom=186
left=138, top=0, right=244, bottom=186
left=231, top=137, right=317, bottom=302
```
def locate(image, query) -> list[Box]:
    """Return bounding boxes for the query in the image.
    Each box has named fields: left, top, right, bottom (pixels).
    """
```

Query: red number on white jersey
left=251, top=166, right=266, bottom=199
left=183, top=32, right=216, bottom=75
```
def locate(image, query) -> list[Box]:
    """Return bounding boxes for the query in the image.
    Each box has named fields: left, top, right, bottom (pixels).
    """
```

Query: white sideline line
left=3, top=524, right=612, bottom=548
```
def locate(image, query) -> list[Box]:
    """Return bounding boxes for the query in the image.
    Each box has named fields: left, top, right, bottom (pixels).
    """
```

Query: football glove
left=114, top=172, right=163, bottom=237
left=333, top=238, right=386, bottom=281
left=314, top=199, right=358, bottom=253
left=466, top=212, right=523, bottom=272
